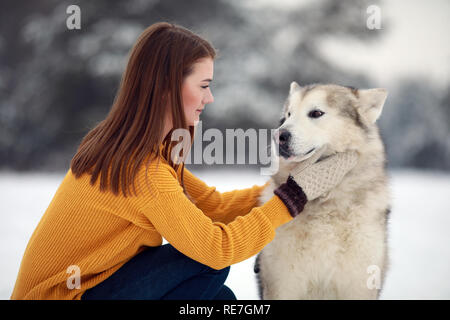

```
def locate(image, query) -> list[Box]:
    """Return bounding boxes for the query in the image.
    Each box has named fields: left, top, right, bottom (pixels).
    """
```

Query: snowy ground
left=1, top=168, right=449, bottom=300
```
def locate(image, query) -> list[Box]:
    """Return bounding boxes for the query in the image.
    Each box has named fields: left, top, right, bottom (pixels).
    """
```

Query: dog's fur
left=255, top=82, right=391, bottom=299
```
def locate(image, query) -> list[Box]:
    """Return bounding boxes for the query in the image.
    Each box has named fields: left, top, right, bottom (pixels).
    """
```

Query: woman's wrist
left=273, top=175, right=308, bottom=218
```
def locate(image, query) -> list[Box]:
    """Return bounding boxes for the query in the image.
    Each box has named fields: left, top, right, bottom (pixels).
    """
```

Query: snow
left=1, top=168, right=449, bottom=300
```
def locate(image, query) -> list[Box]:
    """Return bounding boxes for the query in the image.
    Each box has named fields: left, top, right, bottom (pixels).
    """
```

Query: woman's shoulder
left=137, top=154, right=183, bottom=194
left=141, top=153, right=176, bottom=176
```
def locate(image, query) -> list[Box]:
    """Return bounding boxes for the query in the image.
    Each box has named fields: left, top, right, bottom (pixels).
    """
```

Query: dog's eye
left=287, top=112, right=291, bottom=117
left=279, top=117, right=286, bottom=126
left=308, top=110, right=324, bottom=118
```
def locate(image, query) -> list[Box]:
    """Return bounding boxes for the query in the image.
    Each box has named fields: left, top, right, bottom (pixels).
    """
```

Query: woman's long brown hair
left=70, top=22, right=216, bottom=197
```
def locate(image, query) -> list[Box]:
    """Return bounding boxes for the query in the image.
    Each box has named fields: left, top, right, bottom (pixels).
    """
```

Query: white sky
left=248, top=0, right=450, bottom=89
left=319, top=0, right=449, bottom=89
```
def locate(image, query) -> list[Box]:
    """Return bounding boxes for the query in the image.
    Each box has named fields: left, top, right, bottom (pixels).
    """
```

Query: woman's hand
left=273, top=146, right=359, bottom=217
left=289, top=147, right=359, bottom=201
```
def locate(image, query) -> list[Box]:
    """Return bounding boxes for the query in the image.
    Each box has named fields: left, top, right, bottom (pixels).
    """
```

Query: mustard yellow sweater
left=10, top=156, right=293, bottom=300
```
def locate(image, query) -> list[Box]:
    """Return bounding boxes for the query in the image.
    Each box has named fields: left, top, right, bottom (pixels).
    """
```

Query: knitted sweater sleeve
left=131, top=161, right=293, bottom=270
left=182, top=167, right=270, bottom=224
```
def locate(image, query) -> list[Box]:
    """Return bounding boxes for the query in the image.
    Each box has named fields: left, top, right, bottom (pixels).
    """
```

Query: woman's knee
left=205, top=265, right=230, bottom=275
left=166, top=244, right=231, bottom=280
left=203, top=265, right=231, bottom=284
left=213, top=285, right=237, bottom=300
left=218, top=266, right=231, bottom=278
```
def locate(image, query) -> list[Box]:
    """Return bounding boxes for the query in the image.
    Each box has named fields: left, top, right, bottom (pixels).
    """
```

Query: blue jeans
left=81, top=243, right=237, bottom=300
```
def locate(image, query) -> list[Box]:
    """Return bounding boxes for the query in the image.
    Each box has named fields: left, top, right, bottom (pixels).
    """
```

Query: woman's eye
left=308, top=110, right=325, bottom=118
left=201, top=85, right=209, bottom=89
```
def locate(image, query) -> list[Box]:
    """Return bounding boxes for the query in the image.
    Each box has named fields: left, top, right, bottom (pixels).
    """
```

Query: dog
left=254, top=82, right=391, bottom=299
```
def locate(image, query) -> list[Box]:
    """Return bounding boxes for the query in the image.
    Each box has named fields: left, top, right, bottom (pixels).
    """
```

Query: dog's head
left=273, top=82, right=388, bottom=161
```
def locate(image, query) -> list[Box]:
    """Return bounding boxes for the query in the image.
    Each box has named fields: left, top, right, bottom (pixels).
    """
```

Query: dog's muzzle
left=273, top=129, right=292, bottom=158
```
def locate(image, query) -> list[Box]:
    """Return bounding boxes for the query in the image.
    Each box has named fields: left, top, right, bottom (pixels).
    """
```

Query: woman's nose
left=204, top=90, right=214, bottom=104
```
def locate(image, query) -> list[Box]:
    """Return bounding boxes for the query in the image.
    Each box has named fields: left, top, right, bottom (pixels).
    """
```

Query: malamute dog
left=255, top=82, right=391, bottom=299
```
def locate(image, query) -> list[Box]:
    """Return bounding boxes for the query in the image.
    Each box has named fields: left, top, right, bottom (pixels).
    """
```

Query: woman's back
left=11, top=156, right=164, bottom=299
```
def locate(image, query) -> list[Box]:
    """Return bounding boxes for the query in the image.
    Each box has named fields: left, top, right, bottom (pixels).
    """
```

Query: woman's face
left=181, top=57, right=214, bottom=126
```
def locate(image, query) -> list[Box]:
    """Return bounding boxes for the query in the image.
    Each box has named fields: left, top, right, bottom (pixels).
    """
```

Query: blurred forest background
left=0, top=0, right=449, bottom=172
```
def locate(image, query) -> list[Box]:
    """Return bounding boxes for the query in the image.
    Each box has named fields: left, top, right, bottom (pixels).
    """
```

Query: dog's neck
left=323, top=134, right=388, bottom=205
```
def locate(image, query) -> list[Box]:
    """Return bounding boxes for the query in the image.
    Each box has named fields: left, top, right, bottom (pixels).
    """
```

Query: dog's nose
left=278, top=130, right=291, bottom=145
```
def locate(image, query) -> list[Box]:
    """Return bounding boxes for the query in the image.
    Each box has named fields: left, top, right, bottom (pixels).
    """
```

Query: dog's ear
left=283, top=81, right=301, bottom=116
left=289, top=81, right=301, bottom=95
left=357, top=88, right=388, bottom=124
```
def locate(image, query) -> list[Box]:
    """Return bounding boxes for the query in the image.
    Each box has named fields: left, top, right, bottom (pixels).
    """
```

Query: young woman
left=11, top=22, right=357, bottom=300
